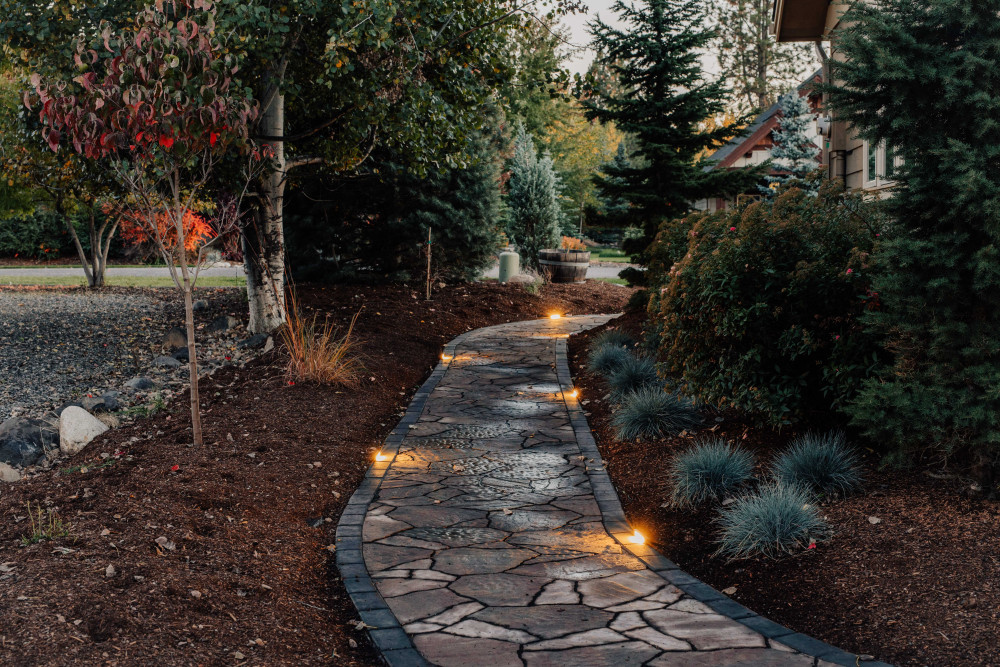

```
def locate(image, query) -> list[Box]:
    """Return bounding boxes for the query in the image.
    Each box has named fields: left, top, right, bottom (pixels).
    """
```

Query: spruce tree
left=829, top=0, right=1000, bottom=493
left=586, top=0, right=763, bottom=265
left=762, top=91, right=819, bottom=195
left=506, top=125, right=564, bottom=270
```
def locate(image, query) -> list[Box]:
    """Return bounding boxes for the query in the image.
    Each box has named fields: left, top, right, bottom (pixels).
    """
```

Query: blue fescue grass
left=592, top=329, right=635, bottom=351
left=612, top=386, right=701, bottom=441
left=669, top=438, right=755, bottom=507
left=772, top=431, right=863, bottom=497
left=587, top=344, right=631, bottom=376
left=608, top=353, right=660, bottom=397
left=716, top=483, right=829, bottom=560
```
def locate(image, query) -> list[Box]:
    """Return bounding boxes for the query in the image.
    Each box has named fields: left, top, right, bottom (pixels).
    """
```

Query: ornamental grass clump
left=772, top=431, right=863, bottom=497
left=282, top=292, right=361, bottom=386
left=592, top=329, right=635, bottom=351
left=612, top=386, right=701, bottom=441
left=716, top=483, right=828, bottom=560
left=608, top=354, right=661, bottom=398
left=669, top=438, right=755, bottom=507
left=587, top=343, right=631, bottom=377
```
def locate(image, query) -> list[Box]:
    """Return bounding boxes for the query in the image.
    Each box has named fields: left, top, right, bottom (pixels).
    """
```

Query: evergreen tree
left=595, top=142, right=633, bottom=227
left=586, top=0, right=764, bottom=267
left=762, top=91, right=819, bottom=195
left=506, top=125, right=564, bottom=270
left=829, top=0, right=1000, bottom=494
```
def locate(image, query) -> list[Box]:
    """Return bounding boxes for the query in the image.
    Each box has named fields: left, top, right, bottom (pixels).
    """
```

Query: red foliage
left=117, top=209, right=216, bottom=254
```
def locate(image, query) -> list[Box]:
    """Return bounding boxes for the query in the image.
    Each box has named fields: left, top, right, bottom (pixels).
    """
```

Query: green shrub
left=669, top=438, right=755, bottom=507
left=608, top=354, right=660, bottom=398
left=612, top=386, right=701, bottom=441
left=651, top=183, right=886, bottom=426
left=772, top=431, right=862, bottom=497
left=593, top=329, right=634, bottom=351
left=716, top=483, right=828, bottom=560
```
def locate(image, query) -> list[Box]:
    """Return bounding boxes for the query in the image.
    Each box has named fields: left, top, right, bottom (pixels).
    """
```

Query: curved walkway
left=337, top=316, right=887, bottom=667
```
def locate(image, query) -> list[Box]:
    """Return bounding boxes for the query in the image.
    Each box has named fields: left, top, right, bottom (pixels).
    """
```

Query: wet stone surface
left=358, top=317, right=822, bottom=665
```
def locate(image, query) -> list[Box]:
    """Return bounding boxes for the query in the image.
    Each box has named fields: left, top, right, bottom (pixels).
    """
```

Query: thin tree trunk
left=182, top=283, right=203, bottom=446
left=244, top=78, right=287, bottom=334
left=62, top=205, right=96, bottom=287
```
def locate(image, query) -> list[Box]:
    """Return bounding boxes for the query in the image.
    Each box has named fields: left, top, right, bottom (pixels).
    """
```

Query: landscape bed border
left=335, top=317, right=890, bottom=667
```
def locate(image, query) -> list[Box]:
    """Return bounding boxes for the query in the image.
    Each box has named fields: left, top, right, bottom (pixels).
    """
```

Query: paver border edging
left=553, top=335, right=892, bottom=667
left=334, top=328, right=478, bottom=667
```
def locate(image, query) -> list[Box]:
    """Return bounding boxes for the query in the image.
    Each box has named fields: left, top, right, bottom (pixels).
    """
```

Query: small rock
left=237, top=333, right=270, bottom=350
left=0, top=462, right=21, bottom=483
left=189, top=589, right=202, bottom=599
left=207, top=315, right=239, bottom=333
left=124, top=377, right=155, bottom=392
left=100, top=391, right=121, bottom=411
left=192, top=299, right=210, bottom=312
left=868, top=516, right=881, bottom=525
left=80, top=396, right=109, bottom=413
left=172, top=347, right=190, bottom=363
left=722, top=586, right=737, bottom=596
left=153, top=356, right=182, bottom=369
left=59, top=406, right=110, bottom=456
left=105, top=564, right=116, bottom=578
left=163, top=327, right=187, bottom=350
left=262, top=336, right=274, bottom=353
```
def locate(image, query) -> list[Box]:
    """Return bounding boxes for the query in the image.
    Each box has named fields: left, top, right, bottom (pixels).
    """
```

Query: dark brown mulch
left=0, top=280, right=633, bottom=667
left=569, top=313, right=1000, bottom=667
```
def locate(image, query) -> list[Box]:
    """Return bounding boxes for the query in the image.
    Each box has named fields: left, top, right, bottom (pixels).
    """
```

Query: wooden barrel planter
left=538, top=249, right=590, bottom=283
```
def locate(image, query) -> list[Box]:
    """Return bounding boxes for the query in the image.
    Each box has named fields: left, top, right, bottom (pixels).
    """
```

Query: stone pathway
left=337, top=317, right=886, bottom=667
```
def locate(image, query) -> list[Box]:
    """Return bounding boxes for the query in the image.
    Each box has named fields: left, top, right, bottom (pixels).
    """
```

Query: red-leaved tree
left=27, top=0, right=260, bottom=446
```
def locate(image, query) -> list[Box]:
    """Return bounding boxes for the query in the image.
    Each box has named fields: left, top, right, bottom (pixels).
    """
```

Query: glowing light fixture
left=549, top=313, right=562, bottom=320
left=568, top=389, right=579, bottom=399
left=375, top=451, right=389, bottom=462
left=441, top=353, right=452, bottom=361
left=627, top=530, right=645, bottom=545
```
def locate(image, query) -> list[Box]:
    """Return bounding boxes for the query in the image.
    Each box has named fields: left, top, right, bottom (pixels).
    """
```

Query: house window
left=864, top=141, right=901, bottom=188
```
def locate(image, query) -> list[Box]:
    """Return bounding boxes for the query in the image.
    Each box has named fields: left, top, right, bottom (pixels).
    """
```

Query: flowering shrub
left=651, top=181, right=887, bottom=425
left=560, top=236, right=587, bottom=251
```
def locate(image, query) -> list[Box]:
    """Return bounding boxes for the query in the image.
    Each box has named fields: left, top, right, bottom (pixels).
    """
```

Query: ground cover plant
left=668, top=438, right=754, bottom=507
left=612, top=386, right=701, bottom=441
left=607, top=352, right=660, bottom=398
left=0, top=280, right=632, bottom=665
left=715, top=482, right=828, bottom=560
left=586, top=340, right=631, bottom=375
left=772, top=431, right=862, bottom=497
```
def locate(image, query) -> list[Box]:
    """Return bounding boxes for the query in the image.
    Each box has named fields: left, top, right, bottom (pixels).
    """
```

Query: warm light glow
left=441, top=354, right=451, bottom=361
left=568, top=389, right=579, bottom=398
left=375, top=452, right=389, bottom=462
left=627, top=530, right=645, bottom=545
left=549, top=313, right=562, bottom=320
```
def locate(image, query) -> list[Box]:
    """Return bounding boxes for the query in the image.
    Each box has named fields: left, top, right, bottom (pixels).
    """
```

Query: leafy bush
left=651, top=183, right=887, bottom=426
left=772, top=431, right=862, bottom=497
left=716, top=483, right=828, bottom=560
left=669, top=438, right=755, bottom=507
left=612, top=386, right=701, bottom=441
left=0, top=210, right=69, bottom=259
left=608, top=353, right=660, bottom=397
left=587, top=344, right=630, bottom=376
left=592, top=329, right=634, bottom=351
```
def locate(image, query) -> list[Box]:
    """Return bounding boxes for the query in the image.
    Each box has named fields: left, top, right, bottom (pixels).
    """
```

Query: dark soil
left=569, top=313, right=1000, bottom=667
left=0, top=280, right=633, bottom=667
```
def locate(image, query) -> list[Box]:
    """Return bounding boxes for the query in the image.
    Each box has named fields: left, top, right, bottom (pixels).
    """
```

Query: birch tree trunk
left=244, top=82, right=287, bottom=334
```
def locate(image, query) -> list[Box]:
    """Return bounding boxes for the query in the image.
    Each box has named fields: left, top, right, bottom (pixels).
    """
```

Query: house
left=696, top=69, right=823, bottom=212
left=772, top=0, right=899, bottom=193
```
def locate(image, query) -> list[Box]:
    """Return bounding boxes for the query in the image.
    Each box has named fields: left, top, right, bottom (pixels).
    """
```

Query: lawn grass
left=0, top=274, right=244, bottom=288
left=595, top=277, right=628, bottom=286
left=591, top=248, right=631, bottom=263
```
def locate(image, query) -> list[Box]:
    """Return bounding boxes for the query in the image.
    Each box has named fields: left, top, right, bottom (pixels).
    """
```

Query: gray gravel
left=0, top=288, right=249, bottom=422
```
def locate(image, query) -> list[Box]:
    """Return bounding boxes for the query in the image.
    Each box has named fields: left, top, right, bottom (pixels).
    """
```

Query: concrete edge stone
left=334, top=328, right=475, bottom=666
left=553, top=333, right=891, bottom=667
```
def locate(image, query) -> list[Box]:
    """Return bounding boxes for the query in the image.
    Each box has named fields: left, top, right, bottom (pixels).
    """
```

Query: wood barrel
left=538, top=249, right=590, bottom=283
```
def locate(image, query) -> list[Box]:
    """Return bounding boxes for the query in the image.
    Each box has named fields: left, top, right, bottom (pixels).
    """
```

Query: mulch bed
left=0, top=280, right=632, bottom=667
left=568, top=313, right=1000, bottom=667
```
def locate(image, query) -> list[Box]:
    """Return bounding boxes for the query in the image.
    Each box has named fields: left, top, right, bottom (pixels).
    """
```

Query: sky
left=561, top=0, right=622, bottom=75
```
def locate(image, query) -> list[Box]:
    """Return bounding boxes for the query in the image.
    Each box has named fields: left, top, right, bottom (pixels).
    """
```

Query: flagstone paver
left=337, top=316, right=890, bottom=667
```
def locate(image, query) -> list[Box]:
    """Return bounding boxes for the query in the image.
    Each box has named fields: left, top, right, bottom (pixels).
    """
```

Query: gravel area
left=0, top=287, right=250, bottom=422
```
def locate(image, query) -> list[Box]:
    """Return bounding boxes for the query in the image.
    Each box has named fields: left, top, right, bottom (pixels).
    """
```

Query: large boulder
left=163, top=327, right=187, bottom=350
left=0, top=417, right=58, bottom=467
left=0, top=463, right=20, bottom=483
left=59, top=407, right=109, bottom=456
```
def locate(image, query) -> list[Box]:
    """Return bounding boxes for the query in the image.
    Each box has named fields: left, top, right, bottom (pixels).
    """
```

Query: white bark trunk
left=244, top=85, right=287, bottom=334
